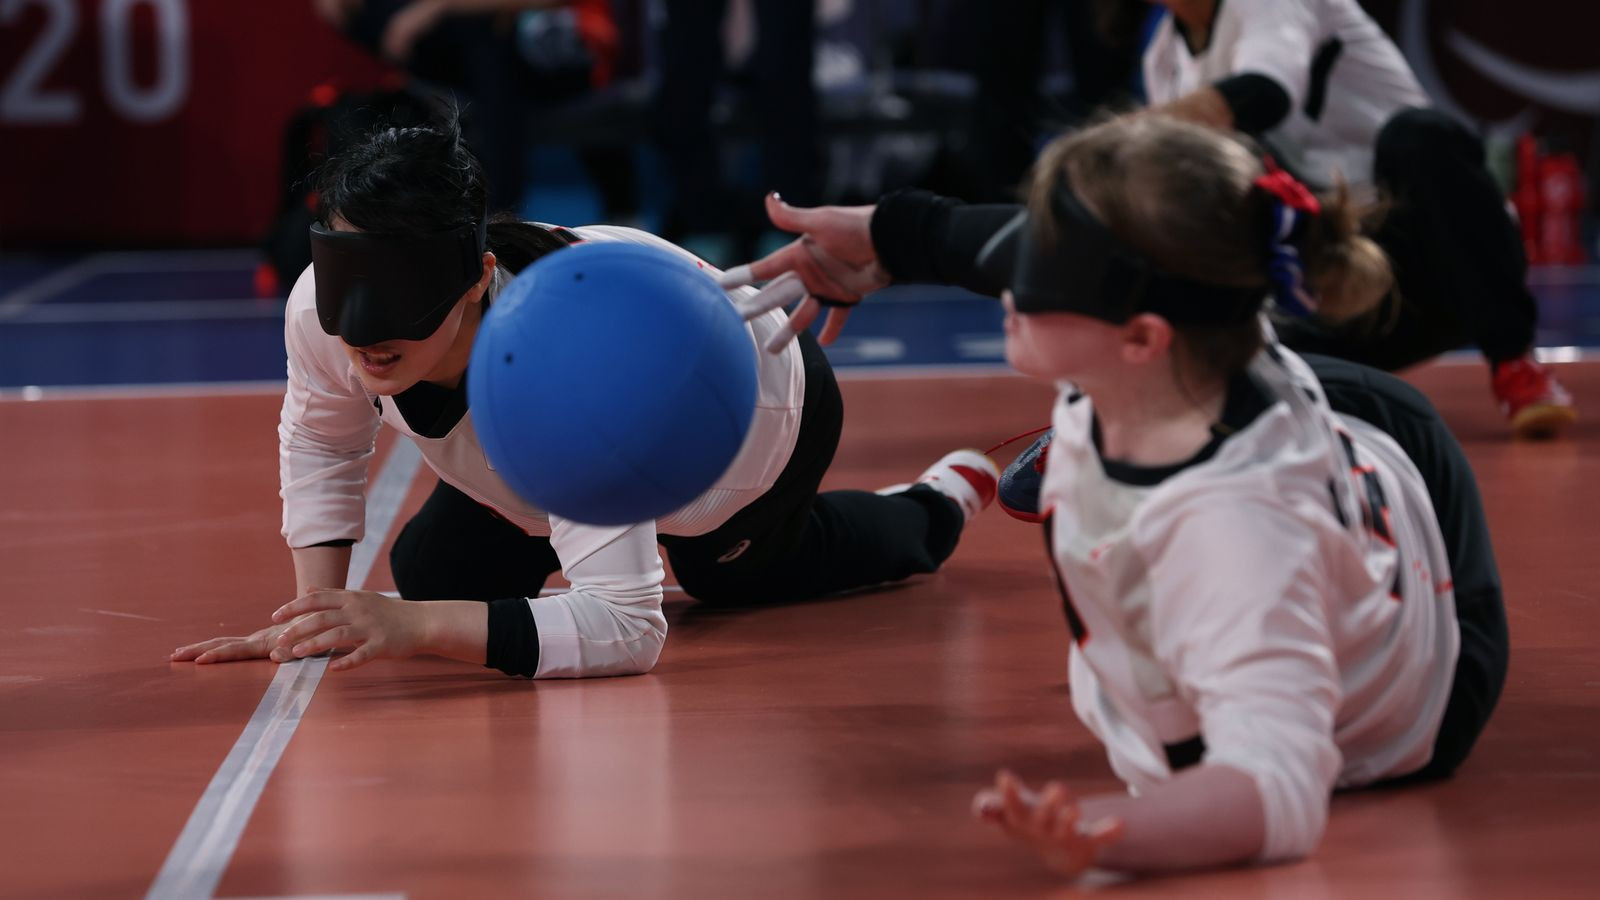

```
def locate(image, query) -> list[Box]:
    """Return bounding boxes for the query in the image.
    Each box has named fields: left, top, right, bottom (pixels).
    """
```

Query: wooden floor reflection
left=2, top=363, right=1597, bottom=898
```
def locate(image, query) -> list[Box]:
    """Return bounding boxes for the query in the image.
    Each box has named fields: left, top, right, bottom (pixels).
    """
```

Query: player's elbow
left=621, top=618, right=667, bottom=674
left=579, top=587, right=668, bottom=676
left=617, top=590, right=668, bottom=674
left=1247, top=762, right=1335, bottom=864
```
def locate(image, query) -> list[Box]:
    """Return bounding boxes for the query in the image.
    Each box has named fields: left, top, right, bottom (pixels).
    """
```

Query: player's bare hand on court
left=269, top=588, right=428, bottom=671
left=172, top=622, right=294, bottom=665
left=973, top=770, right=1125, bottom=879
left=721, top=193, right=889, bottom=351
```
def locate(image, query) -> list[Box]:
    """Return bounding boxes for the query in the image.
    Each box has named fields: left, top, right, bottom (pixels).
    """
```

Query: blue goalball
left=467, top=240, right=759, bottom=526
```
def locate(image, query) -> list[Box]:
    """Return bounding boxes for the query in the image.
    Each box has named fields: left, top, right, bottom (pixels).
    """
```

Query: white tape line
left=146, top=440, right=423, bottom=900
left=0, top=257, right=106, bottom=319
left=227, top=895, right=407, bottom=900
left=13, top=298, right=281, bottom=324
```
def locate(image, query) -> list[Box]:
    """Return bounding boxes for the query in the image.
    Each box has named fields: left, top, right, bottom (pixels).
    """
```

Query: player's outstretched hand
left=721, top=193, right=890, bottom=352
left=269, top=588, right=428, bottom=672
left=973, top=770, right=1125, bottom=880
left=172, top=622, right=293, bottom=665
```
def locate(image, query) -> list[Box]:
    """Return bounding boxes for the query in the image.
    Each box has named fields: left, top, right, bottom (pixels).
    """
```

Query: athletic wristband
left=1213, top=73, right=1292, bottom=134
left=485, top=597, right=541, bottom=677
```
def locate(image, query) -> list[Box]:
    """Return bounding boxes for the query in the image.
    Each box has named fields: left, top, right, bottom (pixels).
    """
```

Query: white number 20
left=1, top=0, right=189, bottom=125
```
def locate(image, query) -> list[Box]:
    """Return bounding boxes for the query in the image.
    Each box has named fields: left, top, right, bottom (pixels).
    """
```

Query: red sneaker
left=1491, top=356, right=1576, bottom=439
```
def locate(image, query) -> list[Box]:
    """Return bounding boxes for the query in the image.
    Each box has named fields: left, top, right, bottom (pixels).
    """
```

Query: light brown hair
left=1026, top=114, right=1392, bottom=379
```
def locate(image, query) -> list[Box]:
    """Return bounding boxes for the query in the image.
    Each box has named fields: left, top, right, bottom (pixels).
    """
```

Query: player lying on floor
left=722, top=113, right=1508, bottom=876
left=172, top=109, right=999, bottom=680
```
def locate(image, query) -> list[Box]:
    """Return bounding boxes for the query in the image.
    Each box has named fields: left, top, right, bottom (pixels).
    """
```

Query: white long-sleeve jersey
left=277, top=225, right=805, bottom=677
left=1143, top=0, right=1428, bottom=190
left=1041, top=345, right=1459, bottom=863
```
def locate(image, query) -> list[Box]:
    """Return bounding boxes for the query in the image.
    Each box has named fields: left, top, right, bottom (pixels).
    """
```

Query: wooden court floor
left=2, top=363, right=1598, bottom=899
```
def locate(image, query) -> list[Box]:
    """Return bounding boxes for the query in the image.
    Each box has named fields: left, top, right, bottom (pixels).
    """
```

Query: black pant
left=1306, top=354, right=1509, bottom=780
left=390, top=333, right=964, bottom=606
left=653, top=0, right=820, bottom=236
left=1278, top=109, right=1539, bottom=370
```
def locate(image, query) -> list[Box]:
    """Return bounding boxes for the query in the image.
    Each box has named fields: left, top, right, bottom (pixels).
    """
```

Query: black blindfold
left=975, top=181, right=1265, bottom=325
left=309, top=219, right=488, bottom=347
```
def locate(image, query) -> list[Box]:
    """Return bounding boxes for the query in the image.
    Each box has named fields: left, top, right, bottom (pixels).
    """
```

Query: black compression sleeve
left=1212, top=73, right=1292, bottom=134
left=485, top=596, right=541, bottom=677
left=303, top=539, right=356, bottom=548
left=870, top=189, right=1022, bottom=297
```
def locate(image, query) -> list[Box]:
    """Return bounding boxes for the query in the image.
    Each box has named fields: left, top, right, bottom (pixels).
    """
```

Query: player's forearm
left=292, top=544, right=353, bottom=595
left=1078, top=763, right=1265, bottom=872
left=417, top=600, right=489, bottom=665
left=870, top=190, right=1022, bottom=295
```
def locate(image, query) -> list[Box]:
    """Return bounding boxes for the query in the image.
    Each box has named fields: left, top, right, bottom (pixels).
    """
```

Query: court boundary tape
left=145, top=440, right=423, bottom=900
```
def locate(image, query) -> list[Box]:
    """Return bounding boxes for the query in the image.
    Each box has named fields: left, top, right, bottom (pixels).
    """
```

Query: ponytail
left=1300, top=182, right=1394, bottom=327
left=486, top=214, right=581, bottom=275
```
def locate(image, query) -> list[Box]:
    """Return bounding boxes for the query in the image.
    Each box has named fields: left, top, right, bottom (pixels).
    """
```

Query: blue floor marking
left=2, top=255, right=1598, bottom=388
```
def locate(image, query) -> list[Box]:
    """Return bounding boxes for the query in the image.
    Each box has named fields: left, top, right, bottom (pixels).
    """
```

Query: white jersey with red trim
left=1040, top=343, right=1458, bottom=862
left=277, top=224, right=804, bottom=677
left=1143, top=0, right=1428, bottom=189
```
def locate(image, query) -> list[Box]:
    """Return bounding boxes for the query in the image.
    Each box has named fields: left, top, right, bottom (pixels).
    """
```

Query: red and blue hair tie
left=1253, top=157, right=1322, bottom=318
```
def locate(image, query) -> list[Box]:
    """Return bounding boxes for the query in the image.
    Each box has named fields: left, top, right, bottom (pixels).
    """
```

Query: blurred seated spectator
left=314, top=0, right=636, bottom=216
left=654, top=0, right=822, bottom=265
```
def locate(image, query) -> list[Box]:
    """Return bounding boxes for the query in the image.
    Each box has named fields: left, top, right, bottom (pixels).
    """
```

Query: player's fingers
left=998, top=771, right=1035, bottom=832
left=272, top=589, right=346, bottom=623
left=790, top=239, right=862, bottom=302
left=172, top=637, right=239, bottom=660
left=761, top=325, right=799, bottom=354
left=730, top=271, right=806, bottom=320
left=717, top=239, right=810, bottom=289
left=759, top=296, right=817, bottom=354
left=193, top=640, right=267, bottom=665
left=817, top=307, right=853, bottom=345
left=329, top=642, right=377, bottom=672
left=1039, top=784, right=1078, bottom=839
left=972, top=787, right=1005, bottom=823
left=275, top=610, right=346, bottom=648
left=1085, top=816, right=1126, bottom=849
left=786, top=296, right=823, bottom=335
left=761, top=191, right=813, bottom=231
left=291, top=625, right=358, bottom=658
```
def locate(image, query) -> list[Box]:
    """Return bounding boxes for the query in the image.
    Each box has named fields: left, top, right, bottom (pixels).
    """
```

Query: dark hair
left=1027, top=114, right=1393, bottom=380
left=315, top=105, right=571, bottom=277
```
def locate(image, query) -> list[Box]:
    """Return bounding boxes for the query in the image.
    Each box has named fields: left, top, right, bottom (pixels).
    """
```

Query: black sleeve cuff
left=300, top=539, right=357, bottom=548
left=485, top=597, right=541, bottom=678
left=1213, top=73, right=1292, bottom=134
left=870, top=189, right=1024, bottom=296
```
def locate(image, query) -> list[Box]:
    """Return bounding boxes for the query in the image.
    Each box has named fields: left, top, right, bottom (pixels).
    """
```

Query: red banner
left=0, top=0, right=392, bottom=245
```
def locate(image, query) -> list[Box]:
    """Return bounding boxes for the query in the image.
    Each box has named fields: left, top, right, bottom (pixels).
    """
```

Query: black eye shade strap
left=310, top=220, right=486, bottom=346
left=976, top=181, right=1266, bottom=326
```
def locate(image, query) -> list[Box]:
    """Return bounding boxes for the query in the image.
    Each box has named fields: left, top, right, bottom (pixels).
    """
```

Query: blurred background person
left=653, top=0, right=822, bottom=265
left=314, top=0, right=637, bottom=218
left=949, top=0, right=1147, bottom=204
left=1125, top=0, right=1576, bottom=436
